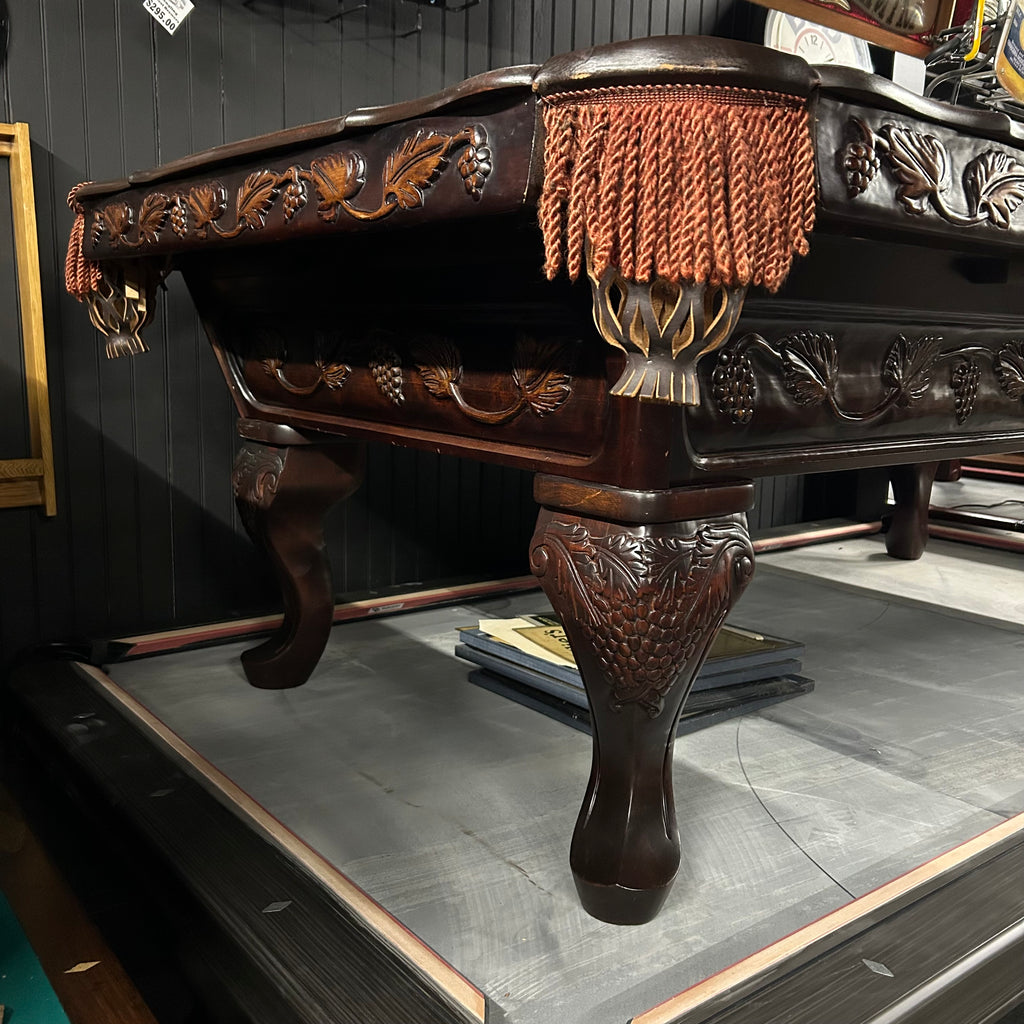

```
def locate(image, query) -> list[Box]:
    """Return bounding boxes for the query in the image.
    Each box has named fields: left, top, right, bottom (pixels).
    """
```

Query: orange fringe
left=65, top=183, right=103, bottom=300
left=538, top=85, right=815, bottom=293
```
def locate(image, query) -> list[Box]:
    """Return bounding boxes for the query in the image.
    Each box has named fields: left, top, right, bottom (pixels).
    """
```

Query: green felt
left=0, top=890, right=71, bottom=1024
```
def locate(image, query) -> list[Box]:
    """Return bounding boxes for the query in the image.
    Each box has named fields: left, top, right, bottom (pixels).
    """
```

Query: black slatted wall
left=0, top=0, right=800, bottom=660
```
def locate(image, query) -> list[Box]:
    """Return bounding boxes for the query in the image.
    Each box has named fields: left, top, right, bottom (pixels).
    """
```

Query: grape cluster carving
left=369, top=345, right=405, bottom=406
left=711, top=349, right=757, bottom=424
left=841, top=118, right=881, bottom=198
left=531, top=520, right=753, bottom=717
left=712, top=330, right=1024, bottom=426
left=92, top=123, right=492, bottom=249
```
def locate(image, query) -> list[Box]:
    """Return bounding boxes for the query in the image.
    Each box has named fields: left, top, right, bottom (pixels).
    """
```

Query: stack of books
left=456, top=615, right=812, bottom=735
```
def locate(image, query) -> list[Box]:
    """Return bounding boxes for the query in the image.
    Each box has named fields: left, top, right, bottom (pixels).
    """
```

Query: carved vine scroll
left=92, top=124, right=492, bottom=249
left=413, top=337, right=574, bottom=424
left=712, top=329, right=1024, bottom=426
left=841, top=116, right=1024, bottom=229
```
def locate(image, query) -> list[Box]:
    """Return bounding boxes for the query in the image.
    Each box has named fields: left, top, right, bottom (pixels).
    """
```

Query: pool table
left=66, top=35, right=1024, bottom=925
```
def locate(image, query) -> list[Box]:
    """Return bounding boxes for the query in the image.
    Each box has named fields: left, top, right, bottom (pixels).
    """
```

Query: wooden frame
left=748, top=0, right=959, bottom=57
left=0, top=122, right=55, bottom=515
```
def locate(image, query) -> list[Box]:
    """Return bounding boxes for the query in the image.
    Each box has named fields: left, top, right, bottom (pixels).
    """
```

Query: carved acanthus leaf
left=232, top=444, right=284, bottom=510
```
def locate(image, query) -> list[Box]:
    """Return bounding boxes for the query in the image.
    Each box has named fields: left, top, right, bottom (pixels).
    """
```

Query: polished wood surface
left=67, top=36, right=1024, bottom=923
left=0, top=787, right=157, bottom=1024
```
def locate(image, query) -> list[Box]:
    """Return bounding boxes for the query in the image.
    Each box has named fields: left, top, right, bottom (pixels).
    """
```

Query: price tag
left=142, top=0, right=194, bottom=35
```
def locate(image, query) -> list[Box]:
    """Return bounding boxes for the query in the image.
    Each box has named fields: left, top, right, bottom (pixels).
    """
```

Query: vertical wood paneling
left=11, top=4, right=75, bottom=647
left=0, top=0, right=810, bottom=662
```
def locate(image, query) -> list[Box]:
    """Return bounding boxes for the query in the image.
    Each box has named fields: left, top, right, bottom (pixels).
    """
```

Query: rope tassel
left=65, top=183, right=103, bottom=301
left=539, top=85, right=815, bottom=293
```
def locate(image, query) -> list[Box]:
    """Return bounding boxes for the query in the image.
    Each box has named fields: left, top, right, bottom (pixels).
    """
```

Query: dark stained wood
left=532, top=34, right=819, bottom=95
left=60, top=37, right=1024, bottom=925
left=530, top=481, right=755, bottom=923
left=6, top=660, right=486, bottom=1024
left=817, top=64, right=1024, bottom=146
left=232, top=441, right=366, bottom=689
left=639, top=816, right=1024, bottom=1024
left=534, top=475, right=755, bottom=522
left=0, top=0, right=815, bottom=668
left=0, top=787, right=159, bottom=1024
left=887, top=462, right=940, bottom=560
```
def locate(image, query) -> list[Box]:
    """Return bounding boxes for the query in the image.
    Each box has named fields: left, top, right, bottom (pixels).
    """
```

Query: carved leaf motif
left=101, top=202, right=132, bottom=243
left=963, top=151, right=1024, bottom=229
left=136, top=193, right=170, bottom=243
left=592, top=534, right=647, bottom=598
left=511, top=338, right=574, bottom=416
left=882, top=333, right=942, bottom=406
left=779, top=332, right=838, bottom=406
left=186, top=184, right=227, bottom=230
left=315, top=359, right=351, bottom=390
left=879, top=125, right=950, bottom=215
left=542, top=521, right=604, bottom=627
left=309, top=153, right=366, bottom=219
left=383, top=131, right=450, bottom=211
left=413, top=340, right=463, bottom=397
left=648, top=536, right=699, bottom=599
left=996, top=341, right=1024, bottom=400
left=235, top=171, right=278, bottom=230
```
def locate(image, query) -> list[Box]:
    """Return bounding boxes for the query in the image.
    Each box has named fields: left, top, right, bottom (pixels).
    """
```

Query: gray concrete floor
left=106, top=476, right=1024, bottom=1024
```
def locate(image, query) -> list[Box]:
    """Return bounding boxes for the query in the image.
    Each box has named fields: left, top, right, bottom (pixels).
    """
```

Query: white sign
left=143, top=0, right=194, bottom=35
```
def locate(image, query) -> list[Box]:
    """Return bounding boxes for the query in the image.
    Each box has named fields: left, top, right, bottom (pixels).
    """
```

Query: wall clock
left=765, top=9, right=876, bottom=68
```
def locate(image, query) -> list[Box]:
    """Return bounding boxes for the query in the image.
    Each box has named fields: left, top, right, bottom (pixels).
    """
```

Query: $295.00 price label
left=142, top=0, right=194, bottom=35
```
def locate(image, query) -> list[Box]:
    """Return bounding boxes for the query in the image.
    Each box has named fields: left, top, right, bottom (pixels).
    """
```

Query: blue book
left=455, top=642, right=804, bottom=707
left=466, top=668, right=815, bottom=736
left=456, top=616, right=804, bottom=700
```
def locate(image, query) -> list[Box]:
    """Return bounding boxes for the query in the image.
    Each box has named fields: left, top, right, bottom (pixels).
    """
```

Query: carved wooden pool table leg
left=886, top=461, right=939, bottom=561
left=232, top=440, right=366, bottom=689
left=530, top=476, right=755, bottom=924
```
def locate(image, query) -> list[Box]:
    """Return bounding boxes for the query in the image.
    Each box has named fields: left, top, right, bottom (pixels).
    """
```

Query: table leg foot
left=232, top=440, right=366, bottom=689
left=573, top=877, right=674, bottom=926
left=886, top=462, right=939, bottom=561
left=530, top=482, right=754, bottom=924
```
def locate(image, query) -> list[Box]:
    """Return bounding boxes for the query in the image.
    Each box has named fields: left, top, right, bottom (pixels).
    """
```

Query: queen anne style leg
left=232, top=440, right=366, bottom=689
left=530, top=477, right=755, bottom=924
left=886, top=461, right=940, bottom=560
